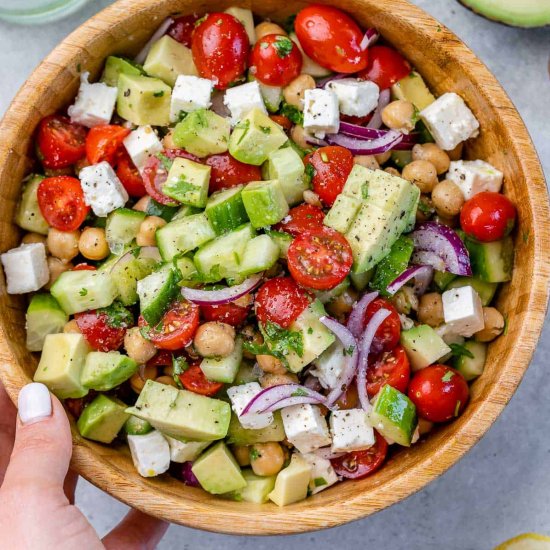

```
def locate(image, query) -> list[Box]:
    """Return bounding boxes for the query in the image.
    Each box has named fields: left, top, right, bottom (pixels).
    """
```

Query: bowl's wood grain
left=0, top=0, right=548, bottom=535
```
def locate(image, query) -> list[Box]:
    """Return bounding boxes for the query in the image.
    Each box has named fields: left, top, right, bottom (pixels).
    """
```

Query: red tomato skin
left=179, top=364, right=224, bottom=396
left=116, top=153, right=147, bottom=197
left=255, top=277, right=311, bottom=329
left=37, top=176, right=90, bottom=232
left=73, top=263, right=96, bottom=271
left=192, top=13, right=249, bottom=90
left=460, top=192, right=517, bottom=242
left=36, top=114, right=87, bottom=169
left=205, top=153, right=262, bottom=193
left=358, top=46, right=411, bottom=90
left=331, top=431, right=388, bottom=479
left=305, top=146, right=354, bottom=207
left=294, top=5, right=368, bottom=73
left=166, top=14, right=199, bottom=46
left=363, top=298, right=401, bottom=354
left=201, top=301, right=250, bottom=327
left=249, top=34, right=302, bottom=87
left=75, top=311, right=128, bottom=352
left=408, top=365, right=469, bottom=423
left=366, top=344, right=410, bottom=398
left=85, top=125, right=130, bottom=165
left=273, top=204, right=325, bottom=237
left=269, top=114, right=293, bottom=131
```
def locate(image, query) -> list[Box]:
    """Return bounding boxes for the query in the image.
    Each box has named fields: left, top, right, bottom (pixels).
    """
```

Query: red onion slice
left=134, top=17, right=175, bottom=64
left=241, top=384, right=326, bottom=416
left=181, top=274, right=263, bottom=306
left=367, top=89, right=391, bottom=129
left=325, top=131, right=404, bottom=155
left=386, top=265, right=434, bottom=296
left=411, top=222, right=472, bottom=276
left=360, top=28, right=380, bottom=51
left=346, top=291, right=378, bottom=339
left=356, top=308, right=391, bottom=412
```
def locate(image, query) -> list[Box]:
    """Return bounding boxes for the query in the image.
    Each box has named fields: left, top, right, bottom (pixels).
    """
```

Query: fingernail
left=18, top=383, right=52, bottom=425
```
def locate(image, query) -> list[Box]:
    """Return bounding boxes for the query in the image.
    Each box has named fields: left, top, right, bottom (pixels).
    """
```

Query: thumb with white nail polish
left=18, top=382, right=52, bottom=424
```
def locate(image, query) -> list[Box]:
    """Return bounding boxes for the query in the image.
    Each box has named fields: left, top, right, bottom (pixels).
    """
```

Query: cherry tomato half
left=460, top=192, right=517, bottom=242
left=294, top=5, right=368, bottom=73
left=305, top=146, right=354, bottom=207
left=205, top=152, right=262, bottom=194
left=358, top=45, right=410, bottom=90
left=249, top=34, right=302, bottom=87
left=201, top=296, right=251, bottom=327
left=116, top=152, right=147, bottom=198
left=179, top=364, right=224, bottom=396
left=363, top=297, right=401, bottom=354
left=269, top=114, right=293, bottom=131
left=85, top=124, right=130, bottom=165
left=255, top=277, right=311, bottom=329
left=331, top=431, right=388, bottom=479
left=408, top=364, right=469, bottom=423
left=166, top=13, right=200, bottom=46
left=192, top=13, right=249, bottom=90
left=139, top=300, right=200, bottom=351
left=75, top=308, right=133, bottom=352
left=288, top=226, right=353, bottom=290
left=37, top=176, right=90, bottom=232
left=366, top=344, right=410, bottom=398
left=335, top=382, right=359, bottom=410
left=274, top=204, right=325, bottom=237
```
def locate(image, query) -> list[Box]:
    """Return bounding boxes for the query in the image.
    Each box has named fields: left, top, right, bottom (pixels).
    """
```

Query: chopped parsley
left=260, top=41, right=269, bottom=50
left=172, top=355, right=189, bottom=388
left=235, top=118, right=251, bottom=145
left=260, top=125, right=272, bottom=135
left=98, top=301, right=133, bottom=329
left=361, top=183, right=369, bottom=200
left=291, top=388, right=309, bottom=397
left=156, top=152, right=173, bottom=171
left=249, top=447, right=260, bottom=461
left=194, top=14, right=208, bottom=27
left=263, top=320, right=304, bottom=359
left=281, top=102, right=304, bottom=125
left=153, top=90, right=165, bottom=97
left=307, top=327, right=314, bottom=335
left=448, top=343, right=474, bottom=360
left=441, top=370, right=455, bottom=383
left=79, top=288, right=88, bottom=297
left=343, top=345, right=355, bottom=357
left=170, top=176, right=200, bottom=196
left=304, top=163, right=316, bottom=185
left=313, top=477, right=327, bottom=487
left=335, top=45, right=345, bottom=56
left=273, top=36, right=294, bottom=58
left=417, top=198, right=434, bottom=217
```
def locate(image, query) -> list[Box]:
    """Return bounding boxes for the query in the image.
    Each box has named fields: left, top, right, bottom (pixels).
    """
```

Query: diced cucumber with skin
left=124, top=415, right=153, bottom=436
left=433, top=270, right=457, bottom=291
left=227, top=469, right=276, bottom=504
left=25, top=293, right=68, bottom=352
left=137, top=266, right=181, bottom=325
left=370, top=235, right=414, bottom=296
left=200, top=337, right=243, bottom=383
left=81, top=351, right=138, bottom=391
left=465, top=236, right=514, bottom=283
left=265, top=230, right=293, bottom=259
left=350, top=269, right=374, bottom=291
left=242, top=180, right=289, bottom=228
left=259, top=83, right=283, bottom=113
left=400, top=324, right=451, bottom=371
left=156, top=213, right=216, bottom=261
left=77, top=394, right=130, bottom=444
left=391, top=150, right=413, bottom=169
left=144, top=198, right=179, bottom=222
left=234, top=362, right=260, bottom=385
left=171, top=204, right=201, bottom=221
left=369, top=384, right=417, bottom=447
left=315, top=278, right=350, bottom=305
left=324, top=194, right=362, bottom=234
left=238, top=235, right=279, bottom=277
left=162, top=158, right=211, bottom=208
left=175, top=256, right=198, bottom=283
left=453, top=340, right=487, bottom=381
left=105, top=208, right=146, bottom=255
left=447, top=276, right=498, bottom=306
left=205, top=186, right=249, bottom=234
left=51, top=271, right=118, bottom=315
left=226, top=411, right=286, bottom=445
left=264, top=147, right=308, bottom=206
left=15, top=174, right=48, bottom=235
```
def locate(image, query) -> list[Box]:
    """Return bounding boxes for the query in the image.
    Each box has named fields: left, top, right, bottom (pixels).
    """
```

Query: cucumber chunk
left=370, top=235, right=414, bottom=296
left=315, top=278, right=350, bottom=305
left=200, top=337, right=243, bottom=383
left=137, top=266, right=181, bottom=325
left=264, top=147, right=308, bottom=206
left=26, top=293, right=68, bottom=352
left=105, top=208, right=146, bottom=255
left=15, top=174, right=48, bottom=235
left=433, top=270, right=457, bottom=290
left=238, top=235, right=279, bottom=277
left=171, top=204, right=201, bottom=221
left=465, top=236, right=514, bottom=283
left=175, top=256, right=198, bottom=283
left=453, top=340, right=487, bottom=381
left=265, top=230, right=293, bottom=259
left=144, top=198, right=179, bottom=222
left=205, top=185, right=249, bottom=234
left=259, top=83, right=283, bottom=113
left=241, top=180, right=289, bottom=228
left=81, top=351, right=138, bottom=391
left=124, top=415, right=153, bottom=436
left=350, top=269, right=374, bottom=291
left=400, top=324, right=451, bottom=371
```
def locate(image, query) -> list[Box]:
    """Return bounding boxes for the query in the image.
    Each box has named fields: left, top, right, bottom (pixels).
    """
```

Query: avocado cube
left=364, top=169, right=419, bottom=213
left=191, top=442, right=246, bottom=494
left=143, top=35, right=197, bottom=86
left=228, top=108, right=288, bottom=166
left=117, top=73, right=171, bottom=126
left=324, top=194, right=362, bottom=234
left=228, top=469, right=276, bottom=504
left=77, top=394, right=130, bottom=444
left=200, top=337, right=243, bottom=384
left=126, top=380, right=231, bottom=441
left=124, top=415, right=153, bottom=436
left=102, top=56, right=144, bottom=87
left=226, top=411, right=286, bottom=446
left=241, top=180, right=289, bottom=228
left=26, top=293, right=68, bottom=352
left=264, top=147, right=308, bottom=205
left=15, top=174, right=48, bottom=235
left=162, top=158, right=211, bottom=208
left=81, top=351, right=138, bottom=391
left=268, top=454, right=312, bottom=507
left=400, top=324, right=451, bottom=371
left=342, top=163, right=370, bottom=200
left=391, top=71, right=435, bottom=111
left=173, top=109, right=230, bottom=158
left=34, top=333, right=90, bottom=399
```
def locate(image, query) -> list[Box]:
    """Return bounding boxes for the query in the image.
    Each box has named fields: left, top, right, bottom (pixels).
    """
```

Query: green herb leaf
left=155, top=152, right=173, bottom=172
left=448, top=343, right=474, bottom=360
left=235, top=118, right=251, bottom=145
left=172, top=355, right=189, bottom=388
left=281, top=102, right=304, bottom=125
left=304, top=163, right=316, bottom=185
left=343, top=345, right=355, bottom=357
left=79, top=288, right=88, bottom=297
left=260, top=125, right=272, bottom=135
left=441, top=370, right=455, bottom=383
left=291, top=388, right=308, bottom=397
left=249, top=447, right=260, bottom=461
left=273, top=36, right=294, bottom=58
left=98, top=301, right=134, bottom=329
left=313, top=477, right=327, bottom=487
left=361, top=183, right=369, bottom=200
left=262, top=320, right=304, bottom=359
left=153, top=90, right=164, bottom=97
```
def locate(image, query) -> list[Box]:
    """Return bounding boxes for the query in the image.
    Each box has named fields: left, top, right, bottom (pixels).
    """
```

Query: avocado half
left=458, top=0, right=550, bottom=28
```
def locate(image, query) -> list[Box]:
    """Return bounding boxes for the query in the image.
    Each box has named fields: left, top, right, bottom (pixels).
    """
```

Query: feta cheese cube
left=442, top=285, right=485, bottom=337
left=330, top=409, right=375, bottom=453
left=281, top=404, right=331, bottom=453
left=127, top=430, right=170, bottom=477
left=123, top=125, right=163, bottom=174
left=446, top=159, right=503, bottom=200
left=1, top=242, right=49, bottom=294
left=299, top=452, right=338, bottom=494
left=170, top=75, right=214, bottom=122
left=227, top=382, right=273, bottom=430
left=435, top=324, right=466, bottom=346
left=420, top=92, right=479, bottom=151
left=67, top=72, right=117, bottom=128
left=223, top=81, right=267, bottom=125
left=309, top=341, right=346, bottom=390
left=164, top=436, right=210, bottom=463
left=327, top=78, right=380, bottom=117
left=303, top=88, right=340, bottom=138
left=79, top=161, right=129, bottom=217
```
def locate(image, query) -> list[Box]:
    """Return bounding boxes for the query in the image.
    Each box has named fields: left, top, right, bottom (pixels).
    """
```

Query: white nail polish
left=18, top=383, right=52, bottom=424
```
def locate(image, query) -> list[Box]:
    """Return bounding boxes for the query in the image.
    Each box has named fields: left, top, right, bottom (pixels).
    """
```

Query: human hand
left=0, top=381, right=169, bottom=550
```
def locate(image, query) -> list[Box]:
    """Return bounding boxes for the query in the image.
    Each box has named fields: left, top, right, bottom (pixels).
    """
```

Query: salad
left=1, top=4, right=516, bottom=506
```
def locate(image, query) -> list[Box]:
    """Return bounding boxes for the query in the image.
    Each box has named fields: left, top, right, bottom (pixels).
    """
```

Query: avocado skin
left=458, top=0, right=550, bottom=28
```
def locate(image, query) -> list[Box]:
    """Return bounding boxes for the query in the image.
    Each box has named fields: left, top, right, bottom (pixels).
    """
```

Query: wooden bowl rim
left=0, top=0, right=549, bottom=535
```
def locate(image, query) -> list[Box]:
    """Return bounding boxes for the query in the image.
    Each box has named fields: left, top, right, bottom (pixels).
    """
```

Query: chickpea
left=433, top=214, right=457, bottom=228
left=402, top=160, right=438, bottom=193
left=47, top=228, right=80, bottom=261
left=326, top=288, right=359, bottom=319
left=417, top=292, right=444, bottom=327
left=44, top=166, right=73, bottom=177
left=353, top=155, right=379, bottom=170
left=242, top=325, right=263, bottom=360
left=416, top=195, right=435, bottom=223
left=475, top=307, right=505, bottom=342
left=162, top=129, right=177, bottom=149
left=431, top=179, right=465, bottom=218
left=418, top=417, right=434, bottom=435
left=381, top=100, right=416, bottom=133
left=136, top=216, right=166, bottom=247
left=133, top=196, right=151, bottom=213
left=63, top=319, right=81, bottom=334
left=384, top=167, right=401, bottom=177
left=22, top=233, right=47, bottom=248
left=412, top=143, right=450, bottom=175
left=46, top=257, right=73, bottom=289
left=391, top=286, right=419, bottom=315
left=257, top=354, right=286, bottom=375
left=232, top=445, right=251, bottom=467
left=375, top=151, right=392, bottom=165
left=249, top=442, right=285, bottom=476
left=260, top=372, right=299, bottom=388
left=255, top=21, right=286, bottom=40
left=303, top=189, right=322, bottom=207
left=447, top=142, right=463, bottom=161
left=130, top=364, right=158, bottom=394
left=124, top=327, right=157, bottom=364
left=78, top=227, right=109, bottom=261
left=155, top=375, right=178, bottom=387
left=283, top=74, right=315, bottom=110
left=290, top=124, right=312, bottom=150
left=194, top=322, right=235, bottom=358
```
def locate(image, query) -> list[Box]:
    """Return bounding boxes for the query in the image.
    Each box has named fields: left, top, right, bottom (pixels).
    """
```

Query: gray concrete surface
left=0, top=1, right=549, bottom=548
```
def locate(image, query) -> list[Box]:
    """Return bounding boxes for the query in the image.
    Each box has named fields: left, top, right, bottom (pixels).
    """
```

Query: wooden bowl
left=0, top=0, right=548, bottom=535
